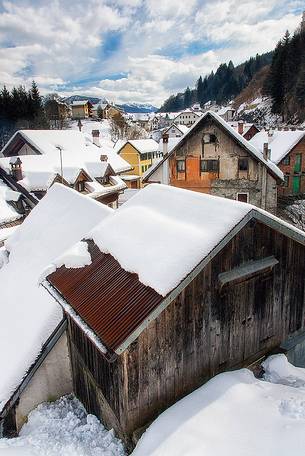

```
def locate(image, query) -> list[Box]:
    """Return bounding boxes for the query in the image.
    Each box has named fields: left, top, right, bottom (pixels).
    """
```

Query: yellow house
left=117, top=139, right=160, bottom=187
left=71, top=100, right=92, bottom=119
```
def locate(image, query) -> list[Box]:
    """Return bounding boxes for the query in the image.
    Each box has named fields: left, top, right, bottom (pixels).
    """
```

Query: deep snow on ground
left=0, top=395, right=125, bottom=456
left=133, top=355, right=305, bottom=456
left=2, top=355, right=305, bottom=456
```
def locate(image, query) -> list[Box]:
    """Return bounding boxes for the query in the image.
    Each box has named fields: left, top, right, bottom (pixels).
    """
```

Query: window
left=141, top=165, right=145, bottom=173
left=203, top=133, right=217, bottom=144
left=200, top=159, right=219, bottom=172
left=141, top=153, right=147, bottom=160
left=237, top=193, right=248, bottom=203
left=282, top=156, right=290, bottom=166
left=77, top=181, right=85, bottom=192
left=284, top=175, right=289, bottom=187
left=238, top=158, right=249, bottom=172
left=176, top=159, right=185, bottom=172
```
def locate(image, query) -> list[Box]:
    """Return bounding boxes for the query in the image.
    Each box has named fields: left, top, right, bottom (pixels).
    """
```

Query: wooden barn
left=44, top=184, right=305, bottom=450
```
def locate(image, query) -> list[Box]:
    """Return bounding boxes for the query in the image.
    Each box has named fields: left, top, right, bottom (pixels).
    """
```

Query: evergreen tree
left=184, top=87, right=192, bottom=108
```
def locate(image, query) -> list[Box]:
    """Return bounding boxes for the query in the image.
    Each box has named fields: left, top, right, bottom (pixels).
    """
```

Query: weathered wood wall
left=68, top=219, right=305, bottom=446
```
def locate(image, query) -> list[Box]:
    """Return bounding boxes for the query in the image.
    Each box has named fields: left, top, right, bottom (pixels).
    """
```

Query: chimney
left=10, top=157, right=23, bottom=181
left=268, top=129, right=274, bottom=138
left=263, top=143, right=269, bottom=160
left=238, top=121, right=244, bottom=135
left=100, top=154, right=107, bottom=162
left=77, top=119, right=83, bottom=132
left=162, top=132, right=169, bottom=156
left=92, top=130, right=100, bottom=147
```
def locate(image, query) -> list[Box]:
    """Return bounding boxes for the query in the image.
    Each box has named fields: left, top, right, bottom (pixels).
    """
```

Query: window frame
left=176, top=159, right=186, bottom=173
left=236, top=192, right=249, bottom=203
left=200, top=159, right=219, bottom=173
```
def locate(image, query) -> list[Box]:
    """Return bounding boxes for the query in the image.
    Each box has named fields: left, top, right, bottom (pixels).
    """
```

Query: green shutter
left=294, top=154, right=302, bottom=173
left=293, top=176, right=301, bottom=194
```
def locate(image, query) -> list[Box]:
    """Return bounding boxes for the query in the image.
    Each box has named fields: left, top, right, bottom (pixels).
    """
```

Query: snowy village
left=1, top=2, right=305, bottom=455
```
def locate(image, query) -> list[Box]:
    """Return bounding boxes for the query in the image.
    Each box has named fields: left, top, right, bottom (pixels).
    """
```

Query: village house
left=173, top=109, right=201, bottom=126
left=92, top=102, right=124, bottom=120
left=0, top=184, right=113, bottom=438
left=165, top=123, right=189, bottom=138
left=71, top=100, right=93, bottom=119
left=0, top=166, right=37, bottom=246
left=44, top=98, right=71, bottom=127
left=44, top=184, right=305, bottom=449
left=228, top=120, right=260, bottom=141
left=117, top=139, right=160, bottom=187
left=0, top=129, right=131, bottom=208
left=143, top=111, right=283, bottom=213
left=217, top=106, right=236, bottom=121
left=250, top=129, right=305, bottom=197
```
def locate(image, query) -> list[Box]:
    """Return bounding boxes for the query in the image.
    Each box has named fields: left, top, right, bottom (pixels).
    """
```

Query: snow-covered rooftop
left=0, top=130, right=130, bottom=194
left=89, top=185, right=251, bottom=296
left=127, top=139, right=159, bottom=154
left=0, top=178, right=22, bottom=225
left=250, top=129, right=305, bottom=164
left=0, top=184, right=112, bottom=413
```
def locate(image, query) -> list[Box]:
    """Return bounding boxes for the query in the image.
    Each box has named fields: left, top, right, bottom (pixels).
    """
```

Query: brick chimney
left=100, top=154, right=108, bottom=162
left=10, top=157, right=23, bottom=181
left=162, top=132, right=169, bottom=156
left=238, top=121, right=244, bottom=135
left=92, top=130, right=100, bottom=147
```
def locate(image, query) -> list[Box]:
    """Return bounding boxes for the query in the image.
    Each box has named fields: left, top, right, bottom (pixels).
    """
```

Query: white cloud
left=0, top=0, right=303, bottom=105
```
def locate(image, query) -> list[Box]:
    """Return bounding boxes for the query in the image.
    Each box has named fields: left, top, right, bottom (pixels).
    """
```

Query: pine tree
left=184, top=87, right=191, bottom=108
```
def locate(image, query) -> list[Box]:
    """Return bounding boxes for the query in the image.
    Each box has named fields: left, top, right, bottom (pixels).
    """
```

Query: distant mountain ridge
left=117, top=103, right=158, bottom=113
left=62, top=95, right=102, bottom=105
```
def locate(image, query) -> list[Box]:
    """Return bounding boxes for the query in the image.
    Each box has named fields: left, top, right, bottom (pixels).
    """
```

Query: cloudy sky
left=0, top=0, right=303, bottom=106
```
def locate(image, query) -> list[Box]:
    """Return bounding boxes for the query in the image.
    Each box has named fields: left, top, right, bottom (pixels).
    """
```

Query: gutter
left=0, top=319, right=67, bottom=420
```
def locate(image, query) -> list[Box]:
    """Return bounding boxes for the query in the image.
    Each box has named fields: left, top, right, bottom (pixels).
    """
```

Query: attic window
left=77, top=181, right=85, bottom=192
left=203, top=133, right=216, bottom=144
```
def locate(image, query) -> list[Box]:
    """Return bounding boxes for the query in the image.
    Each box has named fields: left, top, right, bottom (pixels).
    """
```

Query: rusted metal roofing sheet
left=47, top=241, right=163, bottom=353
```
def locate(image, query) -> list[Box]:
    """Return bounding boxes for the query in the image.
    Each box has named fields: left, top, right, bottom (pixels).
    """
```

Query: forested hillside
left=263, top=22, right=305, bottom=121
left=159, top=52, right=273, bottom=112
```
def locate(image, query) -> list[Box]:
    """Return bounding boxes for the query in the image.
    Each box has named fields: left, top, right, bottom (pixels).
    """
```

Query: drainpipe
left=261, top=143, right=269, bottom=210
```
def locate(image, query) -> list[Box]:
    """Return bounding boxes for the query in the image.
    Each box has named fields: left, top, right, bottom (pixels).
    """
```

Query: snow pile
left=0, top=395, right=125, bottom=456
left=263, top=354, right=305, bottom=388
left=0, top=184, right=112, bottom=411
left=90, top=184, right=251, bottom=296
left=133, top=355, right=305, bottom=456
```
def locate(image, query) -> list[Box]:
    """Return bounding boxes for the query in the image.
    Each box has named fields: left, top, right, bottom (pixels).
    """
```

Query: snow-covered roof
left=175, top=110, right=200, bottom=117
left=0, top=178, right=22, bottom=225
left=71, top=100, right=88, bottom=107
left=143, top=111, right=283, bottom=182
left=0, top=184, right=113, bottom=413
left=217, top=106, right=236, bottom=116
left=119, top=139, right=159, bottom=155
left=250, top=130, right=305, bottom=164
left=158, top=137, right=180, bottom=154
left=0, top=130, right=131, bottom=192
left=165, top=123, right=189, bottom=135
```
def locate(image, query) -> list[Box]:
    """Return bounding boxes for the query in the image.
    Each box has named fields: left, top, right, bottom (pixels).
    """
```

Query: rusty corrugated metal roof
left=47, top=241, right=163, bottom=353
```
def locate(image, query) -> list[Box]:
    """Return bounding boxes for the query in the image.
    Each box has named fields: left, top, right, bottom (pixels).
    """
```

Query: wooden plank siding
left=67, top=218, right=305, bottom=446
